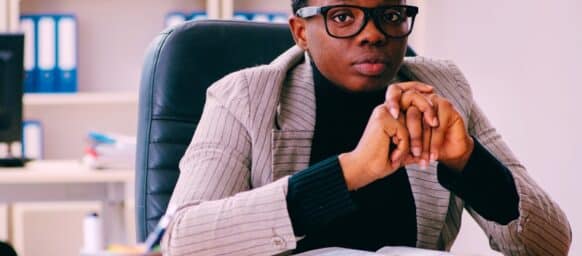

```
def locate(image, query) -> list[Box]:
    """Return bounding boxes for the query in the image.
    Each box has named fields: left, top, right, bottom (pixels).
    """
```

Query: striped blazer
left=162, top=46, right=571, bottom=255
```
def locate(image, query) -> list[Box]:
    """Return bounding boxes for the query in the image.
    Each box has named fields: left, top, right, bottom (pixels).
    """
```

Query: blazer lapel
left=405, top=163, right=451, bottom=249
left=400, top=61, right=452, bottom=249
left=271, top=56, right=316, bottom=180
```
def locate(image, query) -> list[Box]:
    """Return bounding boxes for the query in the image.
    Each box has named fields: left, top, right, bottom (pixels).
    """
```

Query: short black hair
left=292, top=0, right=308, bottom=14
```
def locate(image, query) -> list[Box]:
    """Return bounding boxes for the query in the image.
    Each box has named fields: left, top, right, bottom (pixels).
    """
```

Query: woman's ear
left=289, top=16, right=308, bottom=50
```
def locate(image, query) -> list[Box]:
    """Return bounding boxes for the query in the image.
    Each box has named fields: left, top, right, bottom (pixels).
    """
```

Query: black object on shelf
left=0, top=157, right=28, bottom=168
left=0, top=34, right=24, bottom=142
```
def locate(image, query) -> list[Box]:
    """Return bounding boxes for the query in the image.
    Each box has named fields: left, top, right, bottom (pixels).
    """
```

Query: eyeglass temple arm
left=406, top=6, right=419, bottom=17
left=296, top=6, right=322, bottom=18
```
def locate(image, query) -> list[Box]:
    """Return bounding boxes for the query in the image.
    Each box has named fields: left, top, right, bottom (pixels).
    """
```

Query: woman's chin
left=342, top=77, right=393, bottom=92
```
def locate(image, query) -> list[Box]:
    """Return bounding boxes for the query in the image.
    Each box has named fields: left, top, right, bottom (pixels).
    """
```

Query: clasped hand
left=339, top=82, right=474, bottom=191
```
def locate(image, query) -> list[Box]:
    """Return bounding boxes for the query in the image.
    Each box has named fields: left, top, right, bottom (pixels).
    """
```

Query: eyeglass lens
left=325, top=6, right=413, bottom=38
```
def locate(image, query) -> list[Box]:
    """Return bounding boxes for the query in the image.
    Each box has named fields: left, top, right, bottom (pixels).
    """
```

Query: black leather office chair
left=135, top=20, right=295, bottom=241
left=135, top=20, right=418, bottom=241
left=0, top=241, right=17, bottom=256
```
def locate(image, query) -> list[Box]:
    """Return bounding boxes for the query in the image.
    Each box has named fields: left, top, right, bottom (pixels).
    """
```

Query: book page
left=377, top=246, right=454, bottom=255
left=295, top=247, right=382, bottom=256
left=296, top=246, right=455, bottom=256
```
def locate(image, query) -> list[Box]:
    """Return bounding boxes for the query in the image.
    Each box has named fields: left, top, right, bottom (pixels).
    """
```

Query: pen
left=143, top=208, right=176, bottom=253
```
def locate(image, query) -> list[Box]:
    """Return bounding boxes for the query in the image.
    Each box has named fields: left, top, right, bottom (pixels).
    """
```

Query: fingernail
left=412, top=147, right=421, bottom=157
left=391, top=152, right=401, bottom=163
left=430, top=153, right=438, bottom=162
left=432, top=117, right=439, bottom=127
left=390, top=108, right=399, bottom=119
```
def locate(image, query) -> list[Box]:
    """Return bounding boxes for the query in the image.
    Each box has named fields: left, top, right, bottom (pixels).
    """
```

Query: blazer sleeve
left=447, top=62, right=572, bottom=255
left=161, top=72, right=296, bottom=256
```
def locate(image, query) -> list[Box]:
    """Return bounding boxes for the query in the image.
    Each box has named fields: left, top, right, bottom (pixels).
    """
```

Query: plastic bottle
left=81, top=212, right=104, bottom=254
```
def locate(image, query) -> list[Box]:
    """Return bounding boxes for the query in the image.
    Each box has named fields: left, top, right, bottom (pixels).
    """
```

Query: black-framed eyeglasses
left=296, top=5, right=419, bottom=39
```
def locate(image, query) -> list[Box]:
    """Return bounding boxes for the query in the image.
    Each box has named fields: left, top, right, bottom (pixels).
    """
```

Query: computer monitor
left=0, top=34, right=24, bottom=154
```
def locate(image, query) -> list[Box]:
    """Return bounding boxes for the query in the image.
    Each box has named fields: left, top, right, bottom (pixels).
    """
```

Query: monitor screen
left=0, top=33, right=24, bottom=144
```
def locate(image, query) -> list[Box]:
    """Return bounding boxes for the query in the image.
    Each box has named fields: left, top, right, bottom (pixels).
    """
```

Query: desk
left=0, top=160, right=135, bottom=249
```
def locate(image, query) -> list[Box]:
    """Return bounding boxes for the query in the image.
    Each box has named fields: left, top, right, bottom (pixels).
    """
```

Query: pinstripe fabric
left=162, top=46, right=571, bottom=255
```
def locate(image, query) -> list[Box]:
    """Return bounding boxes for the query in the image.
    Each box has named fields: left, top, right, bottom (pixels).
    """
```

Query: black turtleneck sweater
left=286, top=63, right=520, bottom=253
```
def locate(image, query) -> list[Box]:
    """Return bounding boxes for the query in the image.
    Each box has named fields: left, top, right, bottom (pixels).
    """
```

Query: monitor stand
left=0, top=157, right=26, bottom=167
left=0, top=142, right=28, bottom=167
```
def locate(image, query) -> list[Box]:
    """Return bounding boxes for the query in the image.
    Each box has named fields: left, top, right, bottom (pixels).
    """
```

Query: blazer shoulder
left=206, top=64, right=280, bottom=101
left=403, top=56, right=463, bottom=80
left=207, top=46, right=305, bottom=103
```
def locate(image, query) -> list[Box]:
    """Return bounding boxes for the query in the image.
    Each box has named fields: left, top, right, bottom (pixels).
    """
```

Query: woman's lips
left=353, top=62, right=387, bottom=76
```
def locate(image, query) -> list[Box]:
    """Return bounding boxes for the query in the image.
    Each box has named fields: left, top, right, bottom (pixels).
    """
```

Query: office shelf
left=23, top=92, right=138, bottom=106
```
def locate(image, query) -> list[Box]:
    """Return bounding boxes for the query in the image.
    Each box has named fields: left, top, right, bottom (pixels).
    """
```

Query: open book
left=296, top=246, right=454, bottom=256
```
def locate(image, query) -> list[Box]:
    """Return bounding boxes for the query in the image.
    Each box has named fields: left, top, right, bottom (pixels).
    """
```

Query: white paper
left=296, top=246, right=455, bottom=256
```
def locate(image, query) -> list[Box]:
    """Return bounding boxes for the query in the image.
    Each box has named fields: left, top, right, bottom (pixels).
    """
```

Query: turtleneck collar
left=311, top=61, right=387, bottom=115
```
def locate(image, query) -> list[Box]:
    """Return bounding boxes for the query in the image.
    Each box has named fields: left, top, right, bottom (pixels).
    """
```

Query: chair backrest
left=135, top=20, right=418, bottom=241
left=135, top=20, right=295, bottom=241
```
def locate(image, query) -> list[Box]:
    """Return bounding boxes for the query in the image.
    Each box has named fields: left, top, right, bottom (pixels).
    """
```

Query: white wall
left=414, top=1, right=581, bottom=255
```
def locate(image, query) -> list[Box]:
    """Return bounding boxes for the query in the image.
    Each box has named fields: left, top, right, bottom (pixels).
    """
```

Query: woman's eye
left=332, top=13, right=353, bottom=23
left=384, top=12, right=403, bottom=23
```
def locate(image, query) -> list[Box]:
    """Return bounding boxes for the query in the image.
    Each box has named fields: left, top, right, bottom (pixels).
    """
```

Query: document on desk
left=296, top=246, right=454, bottom=256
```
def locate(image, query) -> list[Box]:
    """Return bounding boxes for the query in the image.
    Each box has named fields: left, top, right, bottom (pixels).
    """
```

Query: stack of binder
left=19, top=14, right=78, bottom=93
left=164, top=11, right=208, bottom=29
left=233, top=12, right=288, bottom=23
left=164, top=11, right=287, bottom=29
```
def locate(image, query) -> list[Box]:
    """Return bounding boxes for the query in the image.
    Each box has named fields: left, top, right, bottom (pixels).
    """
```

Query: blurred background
left=0, top=0, right=579, bottom=255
